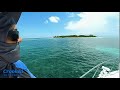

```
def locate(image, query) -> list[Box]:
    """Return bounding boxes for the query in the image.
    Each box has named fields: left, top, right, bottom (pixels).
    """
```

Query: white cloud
left=49, top=16, right=60, bottom=23
left=65, top=12, right=119, bottom=36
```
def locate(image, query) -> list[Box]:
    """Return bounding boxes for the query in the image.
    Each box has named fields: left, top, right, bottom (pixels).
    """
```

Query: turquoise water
left=20, top=37, right=119, bottom=78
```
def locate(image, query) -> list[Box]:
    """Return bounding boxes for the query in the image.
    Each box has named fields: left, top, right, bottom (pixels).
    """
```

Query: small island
left=54, top=34, right=97, bottom=38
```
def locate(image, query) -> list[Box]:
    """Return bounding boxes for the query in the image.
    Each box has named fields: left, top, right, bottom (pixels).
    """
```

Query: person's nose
left=18, top=37, right=22, bottom=42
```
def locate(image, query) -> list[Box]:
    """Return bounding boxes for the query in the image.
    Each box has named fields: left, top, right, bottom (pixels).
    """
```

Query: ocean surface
left=20, top=37, right=119, bottom=78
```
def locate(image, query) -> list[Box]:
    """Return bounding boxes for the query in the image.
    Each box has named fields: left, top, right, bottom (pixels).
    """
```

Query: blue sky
left=17, top=12, right=119, bottom=38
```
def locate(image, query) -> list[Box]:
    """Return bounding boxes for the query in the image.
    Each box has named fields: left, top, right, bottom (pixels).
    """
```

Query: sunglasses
left=11, top=29, right=19, bottom=34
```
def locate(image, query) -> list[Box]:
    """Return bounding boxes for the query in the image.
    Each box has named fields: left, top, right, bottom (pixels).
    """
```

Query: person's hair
left=7, top=29, right=19, bottom=41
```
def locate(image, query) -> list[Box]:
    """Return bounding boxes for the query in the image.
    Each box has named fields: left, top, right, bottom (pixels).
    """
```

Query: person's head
left=6, top=24, right=22, bottom=44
